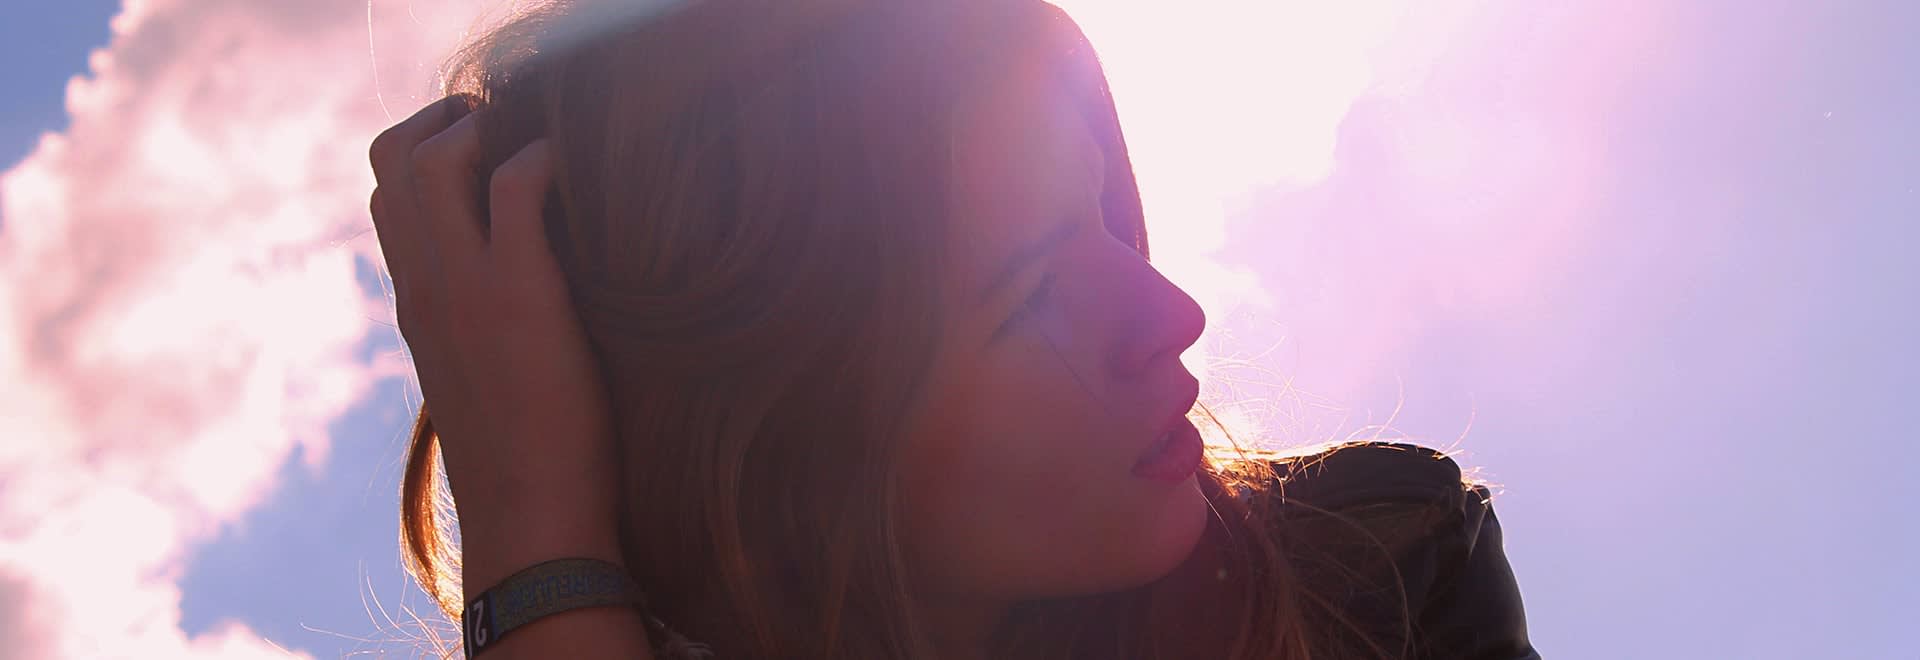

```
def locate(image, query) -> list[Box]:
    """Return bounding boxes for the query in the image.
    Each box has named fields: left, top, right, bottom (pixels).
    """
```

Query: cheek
left=894, top=353, right=1211, bottom=601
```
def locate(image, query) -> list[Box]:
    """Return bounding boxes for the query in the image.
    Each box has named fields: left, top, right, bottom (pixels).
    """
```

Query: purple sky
left=2, top=1, right=1914, bottom=658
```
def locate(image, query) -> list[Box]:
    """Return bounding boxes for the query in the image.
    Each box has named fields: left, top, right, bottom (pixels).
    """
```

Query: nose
left=1109, top=255, right=1207, bottom=379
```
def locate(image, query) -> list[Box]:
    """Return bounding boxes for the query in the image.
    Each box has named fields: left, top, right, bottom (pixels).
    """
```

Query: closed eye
left=992, top=271, right=1057, bottom=341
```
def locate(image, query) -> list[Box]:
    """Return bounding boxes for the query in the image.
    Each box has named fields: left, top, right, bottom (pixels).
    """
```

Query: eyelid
left=989, top=269, right=1056, bottom=342
left=976, top=220, right=1082, bottom=309
left=1019, top=272, right=1057, bottom=313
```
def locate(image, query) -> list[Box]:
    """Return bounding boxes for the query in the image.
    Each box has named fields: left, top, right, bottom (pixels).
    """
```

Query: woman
left=367, top=0, right=1537, bottom=658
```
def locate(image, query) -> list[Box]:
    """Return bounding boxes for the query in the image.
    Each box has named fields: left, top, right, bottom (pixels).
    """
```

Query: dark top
left=644, top=442, right=1537, bottom=659
left=1264, top=442, right=1540, bottom=659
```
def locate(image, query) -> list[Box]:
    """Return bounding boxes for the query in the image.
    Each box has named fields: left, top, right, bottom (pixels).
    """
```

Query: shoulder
left=1263, top=440, right=1478, bottom=512
left=1228, top=440, right=1486, bottom=548
left=1234, top=441, right=1539, bottom=659
left=1238, top=441, right=1488, bottom=592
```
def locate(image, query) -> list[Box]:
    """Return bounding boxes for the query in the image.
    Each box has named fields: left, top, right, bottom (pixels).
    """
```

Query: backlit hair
left=399, top=1, right=1397, bottom=657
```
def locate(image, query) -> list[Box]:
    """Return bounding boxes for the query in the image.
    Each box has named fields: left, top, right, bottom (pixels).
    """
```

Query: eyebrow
left=975, top=220, right=1081, bottom=308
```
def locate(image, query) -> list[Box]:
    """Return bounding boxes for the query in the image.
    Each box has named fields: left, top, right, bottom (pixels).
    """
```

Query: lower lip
left=1131, top=418, right=1204, bottom=483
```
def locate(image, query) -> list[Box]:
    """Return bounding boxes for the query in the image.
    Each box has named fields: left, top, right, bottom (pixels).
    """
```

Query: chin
left=1111, top=476, right=1212, bottom=589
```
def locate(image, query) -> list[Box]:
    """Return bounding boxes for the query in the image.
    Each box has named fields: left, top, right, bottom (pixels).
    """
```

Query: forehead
left=945, top=65, right=1104, bottom=288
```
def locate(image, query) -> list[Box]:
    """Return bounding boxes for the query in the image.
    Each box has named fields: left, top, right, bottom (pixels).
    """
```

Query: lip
left=1150, top=376, right=1202, bottom=446
left=1131, top=377, right=1203, bottom=483
left=1131, top=418, right=1203, bottom=483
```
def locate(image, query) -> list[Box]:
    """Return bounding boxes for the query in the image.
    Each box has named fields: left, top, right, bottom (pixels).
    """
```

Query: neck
left=917, top=593, right=1013, bottom=660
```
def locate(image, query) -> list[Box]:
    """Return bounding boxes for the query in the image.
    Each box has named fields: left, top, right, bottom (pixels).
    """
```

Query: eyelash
left=1001, top=272, right=1057, bottom=330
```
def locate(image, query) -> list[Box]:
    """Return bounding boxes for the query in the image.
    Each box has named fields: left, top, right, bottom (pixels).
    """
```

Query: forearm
left=460, top=510, right=655, bottom=659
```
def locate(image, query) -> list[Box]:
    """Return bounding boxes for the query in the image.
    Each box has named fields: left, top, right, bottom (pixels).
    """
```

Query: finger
left=369, top=96, right=473, bottom=191
left=411, top=110, right=488, bottom=276
left=487, top=139, right=559, bottom=273
left=370, top=96, right=474, bottom=300
left=369, top=186, right=406, bottom=296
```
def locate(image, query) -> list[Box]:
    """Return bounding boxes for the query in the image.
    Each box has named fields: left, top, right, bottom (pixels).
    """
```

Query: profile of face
left=896, top=61, right=1212, bottom=611
left=394, top=2, right=1223, bottom=651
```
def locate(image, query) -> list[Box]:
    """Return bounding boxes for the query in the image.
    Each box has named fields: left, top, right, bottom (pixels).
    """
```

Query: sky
left=0, top=1, right=1914, bottom=658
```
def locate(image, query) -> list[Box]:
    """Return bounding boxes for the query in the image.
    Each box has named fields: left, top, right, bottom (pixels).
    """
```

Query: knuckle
left=369, top=126, right=411, bottom=170
left=490, top=149, right=552, bottom=204
left=489, top=165, right=534, bottom=199
left=411, top=135, right=469, bottom=189
left=409, top=150, right=452, bottom=192
left=409, top=135, right=445, bottom=171
left=410, top=115, right=479, bottom=180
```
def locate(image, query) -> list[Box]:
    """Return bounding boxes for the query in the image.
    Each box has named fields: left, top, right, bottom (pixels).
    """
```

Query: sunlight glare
left=1048, top=1, right=1417, bottom=438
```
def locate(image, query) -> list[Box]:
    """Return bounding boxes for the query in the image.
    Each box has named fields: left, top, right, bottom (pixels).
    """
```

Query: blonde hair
left=399, top=1, right=1400, bottom=657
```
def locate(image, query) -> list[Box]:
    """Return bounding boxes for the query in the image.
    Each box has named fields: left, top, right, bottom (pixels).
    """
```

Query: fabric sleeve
left=1412, top=482, right=1539, bottom=659
left=1272, top=442, right=1541, bottom=659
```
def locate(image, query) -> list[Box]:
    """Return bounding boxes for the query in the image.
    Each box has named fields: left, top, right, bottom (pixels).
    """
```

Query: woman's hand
left=367, top=97, right=623, bottom=582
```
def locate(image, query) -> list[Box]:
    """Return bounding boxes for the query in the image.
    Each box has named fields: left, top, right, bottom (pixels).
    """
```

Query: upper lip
left=1146, top=374, right=1202, bottom=448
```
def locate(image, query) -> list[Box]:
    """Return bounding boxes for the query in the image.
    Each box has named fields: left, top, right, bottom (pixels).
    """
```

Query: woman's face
left=896, top=65, right=1211, bottom=613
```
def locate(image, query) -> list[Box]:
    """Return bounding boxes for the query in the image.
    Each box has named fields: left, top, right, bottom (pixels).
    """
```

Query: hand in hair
left=371, top=96, right=653, bottom=658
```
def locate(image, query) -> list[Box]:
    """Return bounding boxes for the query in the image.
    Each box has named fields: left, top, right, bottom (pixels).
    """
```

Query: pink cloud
left=0, top=0, right=476, bottom=656
left=1208, top=2, right=1678, bottom=440
left=1049, top=2, right=1677, bottom=448
left=0, top=0, right=1681, bottom=655
left=1053, top=1, right=1520, bottom=445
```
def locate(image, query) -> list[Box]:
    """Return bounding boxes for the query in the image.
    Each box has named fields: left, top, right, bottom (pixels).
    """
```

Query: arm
left=460, top=513, right=654, bottom=660
left=1414, top=487, right=1540, bottom=660
left=1276, top=443, right=1539, bottom=659
left=370, top=96, right=657, bottom=659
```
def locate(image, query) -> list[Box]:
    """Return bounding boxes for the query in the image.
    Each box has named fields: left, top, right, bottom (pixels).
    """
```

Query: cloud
left=1057, top=0, right=1417, bottom=311
left=0, top=0, right=1673, bottom=654
left=1055, top=1, right=1674, bottom=446
left=0, top=0, right=1424, bottom=651
left=1052, top=1, right=1492, bottom=442
left=1207, top=2, right=1675, bottom=437
left=0, top=0, right=478, bottom=656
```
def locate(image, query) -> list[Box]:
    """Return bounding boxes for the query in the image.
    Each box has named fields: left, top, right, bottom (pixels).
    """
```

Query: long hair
left=397, top=1, right=1400, bottom=657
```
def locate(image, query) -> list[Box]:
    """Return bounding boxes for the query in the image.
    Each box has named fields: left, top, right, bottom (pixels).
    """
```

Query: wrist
left=460, top=557, right=645, bottom=658
left=459, top=518, right=626, bottom=603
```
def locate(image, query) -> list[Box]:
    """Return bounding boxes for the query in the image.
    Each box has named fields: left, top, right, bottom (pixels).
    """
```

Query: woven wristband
left=463, top=557, right=645, bottom=659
